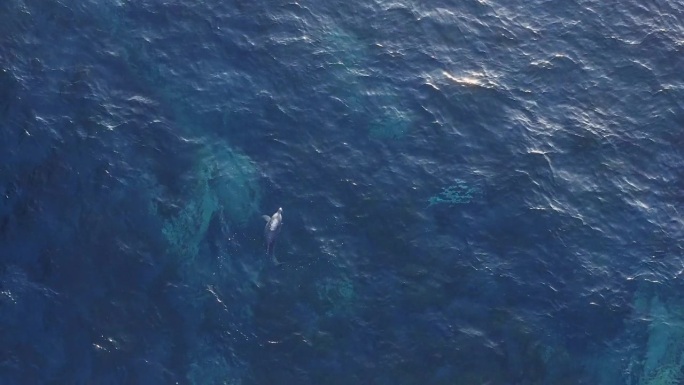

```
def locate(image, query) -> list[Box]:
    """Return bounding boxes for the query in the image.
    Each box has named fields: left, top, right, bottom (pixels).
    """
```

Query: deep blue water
left=1, top=0, right=683, bottom=384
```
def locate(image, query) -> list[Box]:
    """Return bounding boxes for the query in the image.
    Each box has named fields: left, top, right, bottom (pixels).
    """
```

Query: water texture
left=0, top=0, right=683, bottom=384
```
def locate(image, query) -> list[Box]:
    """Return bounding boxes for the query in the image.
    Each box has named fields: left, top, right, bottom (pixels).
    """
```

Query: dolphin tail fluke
left=266, top=242, right=279, bottom=263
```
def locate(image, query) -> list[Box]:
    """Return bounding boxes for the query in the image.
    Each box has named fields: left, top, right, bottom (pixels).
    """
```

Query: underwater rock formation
left=156, top=145, right=260, bottom=260
left=318, top=27, right=414, bottom=140
left=587, top=287, right=684, bottom=385
left=316, top=275, right=356, bottom=317
left=638, top=295, right=684, bottom=385
left=368, top=104, right=413, bottom=139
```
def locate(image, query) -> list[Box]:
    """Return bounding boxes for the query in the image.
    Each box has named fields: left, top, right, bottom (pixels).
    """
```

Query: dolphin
left=262, top=207, right=283, bottom=257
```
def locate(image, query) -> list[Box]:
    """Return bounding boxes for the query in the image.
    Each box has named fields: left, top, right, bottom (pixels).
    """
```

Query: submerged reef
left=587, top=287, right=684, bottom=385
left=638, top=294, right=684, bottom=385
left=207, top=147, right=262, bottom=226
left=156, top=145, right=260, bottom=260
left=149, top=143, right=261, bottom=385
left=160, top=177, right=217, bottom=260
left=643, top=365, right=683, bottom=385
left=316, top=275, right=357, bottom=317
left=318, top=27, right=414, bottom=140
left=368, top=105, right=413, bottom=139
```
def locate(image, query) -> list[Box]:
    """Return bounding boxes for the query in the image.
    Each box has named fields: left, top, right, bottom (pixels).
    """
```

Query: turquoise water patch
left=315, top=27, right=370, bottom=111
left=187, top=341, right=243, bottom=385
left=159, top=174, right=217, bottom=260
left=368, top=105, right=413, bottom=139
left=315, top=275, right=357, bottom=317
left=156, top=144, right=260, bottom=260
left=318, top=27, right=367, bottom=70
left=365, top=82, right=414, bottom=139
left=427, top=180, right=483, bottom=207
left=204, top=145, right=262, bottom=226
left=638, top=293, right=684, bottom=385
left=317, top=26, right=414, bottom=140
left=587, top=287, right=684, bottom=385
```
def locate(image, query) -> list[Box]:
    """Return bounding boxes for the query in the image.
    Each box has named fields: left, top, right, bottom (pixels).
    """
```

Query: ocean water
left=1, top=0, right=683, bottom=384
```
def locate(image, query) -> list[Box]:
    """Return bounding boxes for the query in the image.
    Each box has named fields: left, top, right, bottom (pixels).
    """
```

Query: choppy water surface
left=1, top=0, right=683, bottom=384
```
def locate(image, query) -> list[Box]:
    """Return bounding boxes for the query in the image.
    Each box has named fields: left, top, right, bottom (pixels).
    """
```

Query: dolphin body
left=262, top=207, right=283, bottom=257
